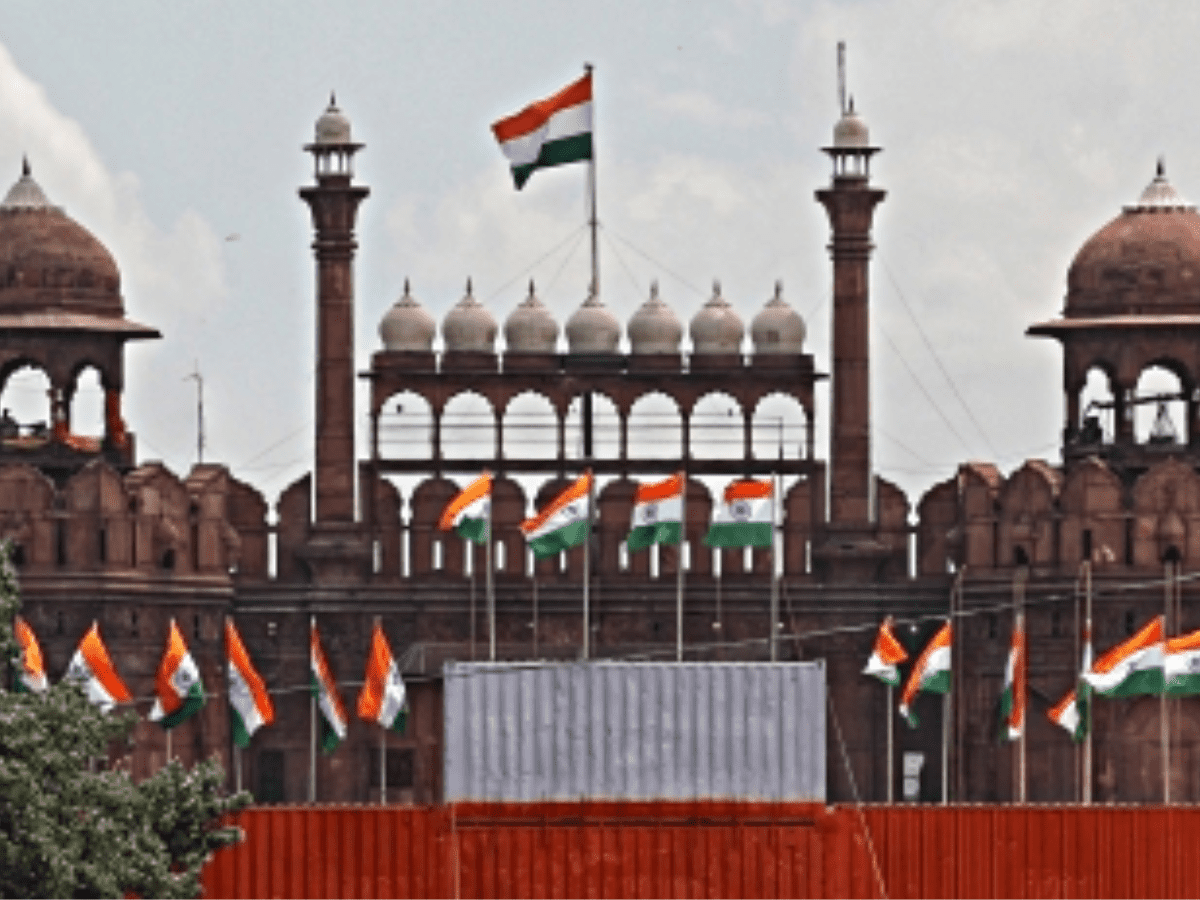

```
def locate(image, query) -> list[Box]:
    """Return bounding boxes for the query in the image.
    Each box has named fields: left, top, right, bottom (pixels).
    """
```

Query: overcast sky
left=0, top=0, right=1194, bottom=513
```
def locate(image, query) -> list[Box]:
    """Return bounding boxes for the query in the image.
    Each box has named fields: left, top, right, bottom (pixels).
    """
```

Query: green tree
left=0, top=544, right=249, bottom=898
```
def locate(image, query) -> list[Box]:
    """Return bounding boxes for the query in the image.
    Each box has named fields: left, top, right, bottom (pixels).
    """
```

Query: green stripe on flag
left=921, top=669, right=951, bottom=695
left=456, top=517, right=489, bottom=545
left=627, top=521, right=682, bottom=552
left=1099, top=667, right=1164, bottom=697
left=528, top=519, right=591, bottom=559
left=703, top=521, right=772, bottom=548
left=1167, top=672, right=1200, bottom=696
left=230, top=707, right=252, bottom=749
left=159, top=682, right=206, bottom=730
left=511, top=134, right=593, bottom=189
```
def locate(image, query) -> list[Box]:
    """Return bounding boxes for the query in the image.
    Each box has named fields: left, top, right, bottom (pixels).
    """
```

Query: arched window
left=1134, top=365, right=1187, bottom=445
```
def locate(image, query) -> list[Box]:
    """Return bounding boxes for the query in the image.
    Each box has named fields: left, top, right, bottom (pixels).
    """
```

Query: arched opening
left=1078, top=366, right=1115, bottom=444
left=441, top=391, right=495, bottom=459
left=689, top=392, right=743, bottom=460
left=1013, top=545, right=1030, bottom=567
left=1134, top=365, right=1186, bottom=445
left=378, top=391, right=433, bottom=460
left=503, top=391, right=557, bottom=460
left=69, top=366, right=105, bottom=437
left=752, top=393, right=808, bottom=460
left=565, top=392, right=619, bottom=460
left=0, top=363, right=52, bottom=440
left=627, top=392, right=682, bottom=460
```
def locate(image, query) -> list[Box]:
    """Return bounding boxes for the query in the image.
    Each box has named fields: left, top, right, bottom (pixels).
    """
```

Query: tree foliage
left=0, top=545, right=249, bottom=898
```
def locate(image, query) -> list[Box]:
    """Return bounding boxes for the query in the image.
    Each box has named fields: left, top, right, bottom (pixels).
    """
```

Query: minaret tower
left=298, top=94, right=370, bottom=582
left=814, top=88, right=889, bottom=582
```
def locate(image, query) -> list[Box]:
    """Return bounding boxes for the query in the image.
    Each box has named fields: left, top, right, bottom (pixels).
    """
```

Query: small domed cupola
left=1126, top=158, right=1192, bottom=212
left=443, top=279, right=497, bottom=352
left=380, top=279, right=436, bottom=351
left=504, top=280, right=558, bottom=353
left=690, top=280, right=744, bottom=354
left=628, top=282, right=681, bottom=354
left=832, top=96, right=870, bottom=149
left=565, top=287, right=620, bottom=354
left=314, top=92, right=353, bottom=145
left=751, top=281, right=806, bottom=354
left=1, top=157, right=54, bottom=211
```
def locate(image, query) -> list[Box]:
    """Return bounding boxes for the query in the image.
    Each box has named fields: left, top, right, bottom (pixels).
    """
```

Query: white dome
left=504, top=280, right=558, bottom=353
left=751, top=281, right=806, bottom=354
left=443, top=279, right=497, bottom=352
left=315, top=93, right=352, bottom=145
left=379, top=280, right=435, bottom=351
left=1127, top=159, right=1193, bottom=212
left=1, top=158, right=54, bottom=211
left=833, top=98, right=870, bottom=149
left=689, top=281, right=744, bottom=354
left=628, top=282, right=681, bottom=354
left=566, top=289, right=620, bottom=354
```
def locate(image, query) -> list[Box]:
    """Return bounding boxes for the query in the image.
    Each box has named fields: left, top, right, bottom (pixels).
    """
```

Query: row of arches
left=0, top=362, right=113, bottom=439
left=1074, top=361, right=1199, bottom=446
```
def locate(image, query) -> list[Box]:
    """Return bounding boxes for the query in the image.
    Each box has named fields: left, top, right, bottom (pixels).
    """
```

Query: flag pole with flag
left=627, top=472, right=686, bottom=660
left=65, top=621, right=132, bottom=713
left=1082, top=614, right=1164, bottom=697
left=999, top=609, right=1027, bottom=797
left=310, top=617, right=348, bottom=802
left=149, top=618, right=207, bottom=739
left=225, top=617, right=275, bottom=792
left=704, top=479, right=774, bottom=549
left=863, top=616, right=908, bottom=802
left=358, top=618, right=408, bottom=805
left=13, top=614, right=47, bottom=693
left=899, top=620, right=952, bottom=728
left=439, top=472, right=495, bottom=660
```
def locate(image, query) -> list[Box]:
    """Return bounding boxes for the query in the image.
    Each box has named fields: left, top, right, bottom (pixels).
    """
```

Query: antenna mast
left=837, top=41, right=847, bottom=114
left=185, top=363, right=204, bottom=464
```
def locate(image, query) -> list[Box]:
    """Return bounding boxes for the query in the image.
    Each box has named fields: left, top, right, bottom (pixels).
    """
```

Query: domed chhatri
left=832, top=97, right=870, bottom=150
left=628, top=282, right=682, bottom=354
left=380, top=279, right=436, bottom=351
left=565, top=288, right=620, bottom=354
left=504, top=280, right=558, bottom=353
left=443, top=278, right=497, bottom=352
left=314, top=92, right=353, bottom=145
left=1066, top=160, right=1200, bottom=318
left=751, top=281, right=806, bottom=354
left=690, top=280, right=744, bottom=354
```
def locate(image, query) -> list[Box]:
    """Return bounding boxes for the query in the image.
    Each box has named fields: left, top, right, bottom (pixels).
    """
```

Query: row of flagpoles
left=864, top=562, right=1195, bottom=803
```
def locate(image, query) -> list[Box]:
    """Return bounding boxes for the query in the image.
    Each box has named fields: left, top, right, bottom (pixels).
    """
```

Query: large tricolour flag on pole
left=521, top=471, right=593, bottom=559
left=226, top=617, right=275, bottom=748
left=899, top=620, right=952, bottom=727
left=1165, top=627, right=1200, bottom=696
left=65, top=621, right=132, bottom=713
left=1083, top=615, right=1164, bottom=697
left=862, top=616, right=907, bottom=686
left=310, top=620, right=348, bottom=753
left=149, top=618, right=206, bottom=729
left=438, top=472, right=492, bottom=545
left=13, top=614, right=47, bottom=693
left=704, top=479, right=773, bottom=548
left=358, top=619, right=408, bottom=733
left=627, top=473, right=683, bottom=552
left=492, top=71, right=593, bottom=189
left=998, top=615, right=1026, bottom=741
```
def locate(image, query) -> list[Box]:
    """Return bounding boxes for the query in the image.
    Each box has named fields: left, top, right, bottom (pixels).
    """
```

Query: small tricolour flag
left=862, top=616, right=907, bottom=686
left=899, top=620, right=952, bottom=727
left=521, top=470, right=593, bottom=559
left=64, top=621, right=132, bottom=713
left=149, top=618, right=206, bottom=730
left=999, top=614, right=1026, bottom=741
left=492, top=70, right=593, bottom=190
left=627, top=473, right=684, bottom=552
left=703, top=479, right=773, bottom=548
left=1165, top=627, right=1200, bottom=696
left=311, top=619, right=348, bottom=753
left=1083, top=615, right=1164, bottom=697
left=1049, top=633, right=1092, bottom=741
left=438, top=472, right=492, bottom=545
left=358, top=619, right=408, bottom=733
left=13, top=614, right=47, bottom=693
left=226, top=617, right=275, bottom=748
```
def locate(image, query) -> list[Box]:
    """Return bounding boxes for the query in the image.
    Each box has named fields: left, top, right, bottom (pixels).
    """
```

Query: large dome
left=1066, top=163, right=1200, bottom=318
left=0, top=162, right=125, bottom=321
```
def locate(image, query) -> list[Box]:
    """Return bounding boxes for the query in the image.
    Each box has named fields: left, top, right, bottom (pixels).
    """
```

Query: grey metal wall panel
left=443, top=660, right=826, bottom=803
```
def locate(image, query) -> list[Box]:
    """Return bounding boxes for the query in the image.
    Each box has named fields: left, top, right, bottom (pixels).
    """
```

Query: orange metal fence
left=201, top=802, right=1200, bottom=899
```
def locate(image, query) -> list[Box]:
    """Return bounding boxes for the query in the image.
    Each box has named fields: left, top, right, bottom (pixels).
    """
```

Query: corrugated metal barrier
left=201, top=802, right=1200, bottom=898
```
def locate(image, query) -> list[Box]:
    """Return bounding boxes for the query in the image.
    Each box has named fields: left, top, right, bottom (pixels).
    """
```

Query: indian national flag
left=627, top=473, right=684, bottom=552
left=899, top=620, right=952, bottom=727
left=311, top=619, right=348, bottom=753
left=226, top=617, right=274, bottom=748
left=703, top=479, right=773, bottom=548
left=492, top=71, right=593, bottom=189
left=998, top=614, right=1026, bottom=741
left=13, top=614, right=47, bottom=693
left=64, top=621, right=132, bottom=713
left=149, top=618, right=206, bottom=730
left=1049, top=633, right=1092, bottom=741
left=357, top=619, right=408, bottom=733
left=521, top=471, right=592, bottom=559
left=438, top=472, right=492, bottom=545
left=1083, top=615, right=1164, bottom=697
left=1165, top=627, right=1200, bottom=696
left=862, top=616, right=907, bottom=686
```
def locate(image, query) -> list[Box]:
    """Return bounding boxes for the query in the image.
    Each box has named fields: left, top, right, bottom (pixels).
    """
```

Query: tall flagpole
left=886, top=682, right=894, bottom=803
left=1016, top=570, right=1027, bottom=803
left=309, top=615, right=317, bottom=804
left=487, top=477, right=496, bottom=662
left=770, top=469, right=780, bottom=663
left=1163, top=562, right=1171, bottom=804
left=676, top=470, right=686, bottom=662
left=1083, top=560, right=1093, bottom=805
left=583, top=469, right=593, bottom=660
left=585, top=62, right=598, bottom=299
